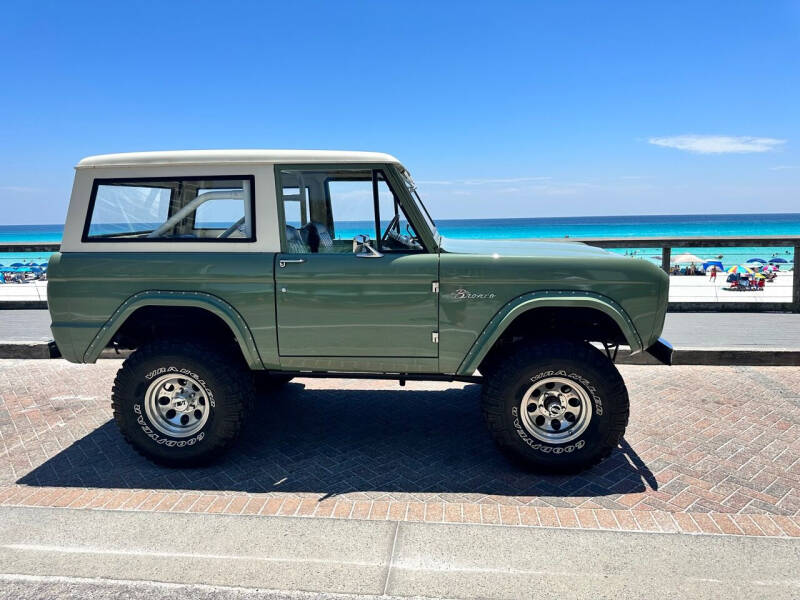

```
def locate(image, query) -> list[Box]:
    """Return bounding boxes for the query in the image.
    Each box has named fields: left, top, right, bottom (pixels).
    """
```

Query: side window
left=278, top=168, right=423, bottom=254
left=84, top=176, right=254, bottom=241
left=326, top=178, right=377, bottom=242
left=281, top=186, right=310, bottom=228
left=375, top=172, right=420, bottom=245
left=193, top=187, right=247, bottom=232
left=86, top=184, right=172, bottom=237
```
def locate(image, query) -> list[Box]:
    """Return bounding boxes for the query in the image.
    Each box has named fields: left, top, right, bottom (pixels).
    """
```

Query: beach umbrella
left=10, top=262, right=23, bottom=267
left=38, top=262, right=48, bottom=267
left=770, top=258, right=788, bottom=264
left=673, top=253, right=704, bottom=264
left=703, top=260, right=724, bottom=270
left=747, top=258, right=767, bottom=263
left=727, top=265, right=754, bottom=274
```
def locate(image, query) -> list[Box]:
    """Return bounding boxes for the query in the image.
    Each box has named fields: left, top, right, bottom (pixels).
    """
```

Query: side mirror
left=352, top=234, right=383, bottom=258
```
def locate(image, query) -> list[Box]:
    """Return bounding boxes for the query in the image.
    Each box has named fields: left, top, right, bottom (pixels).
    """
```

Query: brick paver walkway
left=1, top=359, right=798, bottom=537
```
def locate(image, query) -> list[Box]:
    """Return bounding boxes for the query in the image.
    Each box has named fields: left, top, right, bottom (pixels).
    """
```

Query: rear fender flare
left=456, top=291, right=643, bottom=376
left=82, top=290, right=264, bottom=369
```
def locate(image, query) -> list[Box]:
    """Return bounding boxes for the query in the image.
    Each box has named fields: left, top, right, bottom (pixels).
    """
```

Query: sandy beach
left=0, top=280, right=47, bottom=302
left=668, top=271, right=794, bottom=303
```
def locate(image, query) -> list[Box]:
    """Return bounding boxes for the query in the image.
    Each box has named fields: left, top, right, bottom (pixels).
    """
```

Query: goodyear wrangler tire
left=481, top=340, right=629, bottom=473
left=111, top=340, right=253, bottom=467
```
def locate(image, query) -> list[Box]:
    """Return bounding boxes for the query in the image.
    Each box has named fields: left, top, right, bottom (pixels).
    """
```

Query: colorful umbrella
left=727, top=265, right=754, bottom=274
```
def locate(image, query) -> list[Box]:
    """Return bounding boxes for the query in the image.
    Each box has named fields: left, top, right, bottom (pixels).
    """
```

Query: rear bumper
left=645, top=337, right=673, bottom=366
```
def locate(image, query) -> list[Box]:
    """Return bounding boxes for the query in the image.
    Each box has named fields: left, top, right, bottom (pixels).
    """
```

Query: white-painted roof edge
left=77, top=149, right=403, bottom=169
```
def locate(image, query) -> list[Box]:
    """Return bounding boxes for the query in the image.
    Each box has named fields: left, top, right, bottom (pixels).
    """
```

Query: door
left=274, top=166, right=439, bottom=359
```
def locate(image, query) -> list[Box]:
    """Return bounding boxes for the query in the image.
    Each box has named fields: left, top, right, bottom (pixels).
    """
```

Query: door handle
left=279, top=258, right=306, bottom=268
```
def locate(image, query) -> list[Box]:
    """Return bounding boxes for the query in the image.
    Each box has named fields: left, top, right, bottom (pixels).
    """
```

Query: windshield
left=399, top=168, right=439, bottom=242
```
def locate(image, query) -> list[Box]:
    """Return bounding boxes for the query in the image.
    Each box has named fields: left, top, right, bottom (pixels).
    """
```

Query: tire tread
left=111, top=339, right=253, bottom=467
left=481, top=340, right=629, bottom=473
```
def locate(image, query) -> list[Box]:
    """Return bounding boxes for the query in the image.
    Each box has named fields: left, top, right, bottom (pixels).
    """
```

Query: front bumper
left=645, top=337, right=673, bottom=366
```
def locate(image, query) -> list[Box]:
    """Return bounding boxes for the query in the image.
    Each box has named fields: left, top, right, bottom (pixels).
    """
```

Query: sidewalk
left=1, top=506, right=798, bottom=600
left=1, top=358, right=798, bottom=598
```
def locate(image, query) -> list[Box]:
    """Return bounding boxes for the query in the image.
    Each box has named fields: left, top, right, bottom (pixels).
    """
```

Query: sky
left=1, top=0, right=799, bottom=225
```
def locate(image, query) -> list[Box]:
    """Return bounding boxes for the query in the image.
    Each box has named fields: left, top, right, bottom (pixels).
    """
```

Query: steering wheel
left=381, top=214, right=400, bottom=245
left=382, top=215, right=423, bottom=250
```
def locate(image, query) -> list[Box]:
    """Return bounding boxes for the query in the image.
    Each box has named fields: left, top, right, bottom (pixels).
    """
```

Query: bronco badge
left=453, top=288, right=497, bottom=300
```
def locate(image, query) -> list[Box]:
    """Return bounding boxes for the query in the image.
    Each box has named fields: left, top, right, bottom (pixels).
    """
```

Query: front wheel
left=111, top=340, right=254, bottom=467
left=481, top=340, right=629, bottom=473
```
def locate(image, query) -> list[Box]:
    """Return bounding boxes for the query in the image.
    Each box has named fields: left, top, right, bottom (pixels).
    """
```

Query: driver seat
left=285, top=225, right=310, bottom=254
left=310, top=222, right=334, bottom=252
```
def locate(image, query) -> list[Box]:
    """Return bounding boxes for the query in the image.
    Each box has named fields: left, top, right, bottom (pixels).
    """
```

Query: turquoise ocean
left=1, top=213, right=798, bottom=268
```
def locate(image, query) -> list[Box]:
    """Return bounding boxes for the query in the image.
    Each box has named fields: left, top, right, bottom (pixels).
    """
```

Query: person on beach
left=709, top=265, right=717, bottom=282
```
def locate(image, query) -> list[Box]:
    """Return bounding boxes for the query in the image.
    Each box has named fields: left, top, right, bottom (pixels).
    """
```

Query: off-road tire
left=111, top=340, right=254, bottom=467
left=481, top=340, right=629, bottom=473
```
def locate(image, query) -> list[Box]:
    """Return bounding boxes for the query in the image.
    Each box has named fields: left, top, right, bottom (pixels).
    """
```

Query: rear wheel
left=481, top=340, right=629, bottom=473
left=111, top=340, right=254, bottom=467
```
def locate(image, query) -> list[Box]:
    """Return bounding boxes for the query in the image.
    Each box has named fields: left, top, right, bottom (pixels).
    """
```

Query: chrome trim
left=144, top=373, right=209, bottom=438
left=519, top=376, right=592, bottom=444
left=279, top=258, right=306, bottom=268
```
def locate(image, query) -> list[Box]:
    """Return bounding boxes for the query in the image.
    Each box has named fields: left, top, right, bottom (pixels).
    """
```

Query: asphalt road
left=3, top=309, right=800, bottom=349
left=1, top=506, right=798, bottom=600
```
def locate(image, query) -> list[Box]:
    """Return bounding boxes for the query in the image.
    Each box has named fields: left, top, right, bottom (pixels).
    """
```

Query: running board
left=268, top=370, right=484, bottom=386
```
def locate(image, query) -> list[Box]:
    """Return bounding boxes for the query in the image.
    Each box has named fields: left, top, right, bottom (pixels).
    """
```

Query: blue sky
left=1, top=0, right=799, bottom=224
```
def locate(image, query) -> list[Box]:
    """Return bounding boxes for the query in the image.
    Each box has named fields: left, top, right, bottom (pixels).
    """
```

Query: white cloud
left=0, top=185, right=45, bottom=193
left=648, top=135, right=786, bottom=154
left=769, top=165, right=799, bottom=171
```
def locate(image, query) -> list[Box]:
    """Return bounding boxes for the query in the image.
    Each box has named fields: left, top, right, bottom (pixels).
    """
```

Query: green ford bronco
left=48, top=150, right=671, bottom=473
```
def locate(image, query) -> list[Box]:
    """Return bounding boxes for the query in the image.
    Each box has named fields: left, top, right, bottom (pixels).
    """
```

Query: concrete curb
left=0, top=340, right=799, bottom=365
left=1, top=506, right=798, bottom=600
left=619, top=347, right=800, bottom=366
left=0, top=341, right=60, bottom=359
left=0, top=300, right=48, bottom=309
left=679, top=348, right=800, bottom=366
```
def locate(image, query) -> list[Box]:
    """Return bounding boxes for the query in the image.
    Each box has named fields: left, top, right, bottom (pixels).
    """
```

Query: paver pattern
left=1, top=359, right=798, bottom=536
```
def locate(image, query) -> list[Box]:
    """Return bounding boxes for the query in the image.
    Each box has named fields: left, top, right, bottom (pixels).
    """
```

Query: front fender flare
left=82, top=290, right=264, bottom=369
left=456, top=291, right=643, bottom=376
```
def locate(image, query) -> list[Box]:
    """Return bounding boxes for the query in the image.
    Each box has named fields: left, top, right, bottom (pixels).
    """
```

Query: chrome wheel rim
left=144, top=374, right=209, bottom=438
left=520, top=376, right=592, bottom=444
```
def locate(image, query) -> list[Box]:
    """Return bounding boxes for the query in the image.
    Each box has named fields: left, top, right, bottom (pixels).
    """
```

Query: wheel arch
left=457, top=291, right=643, bottom=376
left=82, top=290, right=264, bottom=370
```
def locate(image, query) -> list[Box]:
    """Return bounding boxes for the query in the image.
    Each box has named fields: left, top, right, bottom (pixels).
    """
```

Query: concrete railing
left=554, top=235, right=800, bottom=313
left=3, top=237, right=799, bottom=312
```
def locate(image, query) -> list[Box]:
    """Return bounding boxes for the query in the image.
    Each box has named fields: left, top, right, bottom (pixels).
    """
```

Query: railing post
left=794, top=244, right=800, bottom=313
left=661, top=247, right=671, bottom=274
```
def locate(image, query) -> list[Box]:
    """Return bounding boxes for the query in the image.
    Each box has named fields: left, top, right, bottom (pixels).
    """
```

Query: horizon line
left=4, top=210, right=800, bottom=228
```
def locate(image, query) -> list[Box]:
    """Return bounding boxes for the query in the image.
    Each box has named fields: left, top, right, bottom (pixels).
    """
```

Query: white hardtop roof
left=77, top=149, right=403, bottom=169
